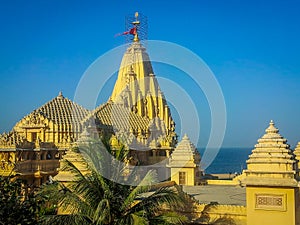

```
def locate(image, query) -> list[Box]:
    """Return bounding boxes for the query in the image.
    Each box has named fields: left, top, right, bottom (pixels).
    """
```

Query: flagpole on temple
left=132, top=12, right=140, bottom=42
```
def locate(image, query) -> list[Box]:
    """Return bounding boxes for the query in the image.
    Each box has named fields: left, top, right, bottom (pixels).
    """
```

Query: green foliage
left=40, top=140, right=188, bottom=225
left=0, top=176, right=41, bottom=225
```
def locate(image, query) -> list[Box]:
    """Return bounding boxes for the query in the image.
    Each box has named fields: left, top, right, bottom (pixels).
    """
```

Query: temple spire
left=110, top=12, right=177, bottom=147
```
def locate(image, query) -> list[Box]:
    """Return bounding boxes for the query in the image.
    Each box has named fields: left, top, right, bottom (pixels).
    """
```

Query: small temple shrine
left=244, top=120, right=300, bottom=225
left=168, top=134, right=201, bottom=185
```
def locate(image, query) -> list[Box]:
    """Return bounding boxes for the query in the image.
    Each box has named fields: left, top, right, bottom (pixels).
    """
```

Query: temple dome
left=85, top=101, right=150, bottom=133
left=12, top=92, right=91, bottom=147
left=14, top=92, right=90, bottom=131
left=37, top=92, right=90, bottom=126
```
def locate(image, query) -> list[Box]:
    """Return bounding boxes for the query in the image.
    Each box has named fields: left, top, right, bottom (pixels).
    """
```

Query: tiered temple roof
left=32, top=91, right=90, bottom=128
left=244, top=120, right=298, bottom=187
left=15, top=92, right=90, bottom=130
left=12, top=92, right=91, bottom=146
left=168, top=134, right=200, bottom=168
left=94, top=101, right=150, bottom=132
left=294, top=142, right=300, bottom=176
left=294, top=142, right=300, bottom=156
left=82, top=101, right=151, bottom=147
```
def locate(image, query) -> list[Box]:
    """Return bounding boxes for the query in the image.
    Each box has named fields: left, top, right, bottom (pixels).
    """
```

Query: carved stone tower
left=244, top=120, right=300, bottom=225
left=109, top=13, right=176, bottom=147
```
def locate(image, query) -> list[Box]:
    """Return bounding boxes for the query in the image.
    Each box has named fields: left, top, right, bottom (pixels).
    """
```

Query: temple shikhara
left=1, top=12, right=300, bottom=225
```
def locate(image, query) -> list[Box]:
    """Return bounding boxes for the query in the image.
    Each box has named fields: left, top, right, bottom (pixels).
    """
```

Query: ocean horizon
left=198, top=147, right=253, bottom=174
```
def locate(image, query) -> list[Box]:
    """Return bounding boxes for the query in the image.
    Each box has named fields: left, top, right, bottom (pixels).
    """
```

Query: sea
left=198, top=147, right=253, bottom=174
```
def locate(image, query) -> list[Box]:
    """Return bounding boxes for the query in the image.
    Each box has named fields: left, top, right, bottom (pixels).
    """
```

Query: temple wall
left=192, top=203, right=247, bottom=225
left=247, top=186, right=299, bottom=225
left=171, top=167, right=195, bottom=186
left=0, top=150, right=16, bottom=176
left=206, top=179, right=239, bottom=186
left=14, top=118, right=78, bottom=149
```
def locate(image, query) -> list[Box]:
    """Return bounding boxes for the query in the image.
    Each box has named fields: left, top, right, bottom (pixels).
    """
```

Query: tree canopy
left=40, top=140, right=188, bottom=225
left=0, top=176, right=41, bottom=225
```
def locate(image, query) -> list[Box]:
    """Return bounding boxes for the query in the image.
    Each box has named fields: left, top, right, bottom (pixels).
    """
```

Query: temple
left=168, top=134, right=201, bottom=185
left=1, top=12, right=300, bottom=225
left=244, top=120, right=300, bottom=225
left=86, top=12, right=176, bottom=148
left=0, top=12, right=180, bottom=185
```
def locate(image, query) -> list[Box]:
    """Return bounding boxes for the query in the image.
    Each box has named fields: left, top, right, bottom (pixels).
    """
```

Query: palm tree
left=40, top=140, right=187, bottom=225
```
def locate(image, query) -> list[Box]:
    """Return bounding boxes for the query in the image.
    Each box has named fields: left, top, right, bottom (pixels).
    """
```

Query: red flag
left=115, top=27, right=137, bottom=37
left=129, top=27, right=137, bottom=35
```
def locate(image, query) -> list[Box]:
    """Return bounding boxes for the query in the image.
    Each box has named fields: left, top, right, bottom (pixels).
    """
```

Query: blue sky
left=1, top=0, right=300, bottom=148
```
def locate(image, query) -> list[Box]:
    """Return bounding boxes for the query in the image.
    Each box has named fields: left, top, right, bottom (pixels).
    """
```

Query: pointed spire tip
left=57, top=91, right=64, bottom=99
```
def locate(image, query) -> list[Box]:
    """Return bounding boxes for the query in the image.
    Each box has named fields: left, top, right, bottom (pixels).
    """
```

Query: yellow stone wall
left=193, top=203, right=247, bottom=225
left=14, top=114, right=77, bottom=149
left=246, top=186, right=300, bottom=225
left=206, top=179, right=239, bottom=186
left=171, top=167, right=195, bottom=186
left=0, top=150, right=16, bottom=176
left=247, top=163, right=295, bottom=174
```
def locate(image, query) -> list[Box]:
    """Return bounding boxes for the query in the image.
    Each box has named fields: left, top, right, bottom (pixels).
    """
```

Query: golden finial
left=266, top=119, right=278, bottom=134
left=58, top=91, right=64, bottom=99
left=132, top=12, right=140, bottom=42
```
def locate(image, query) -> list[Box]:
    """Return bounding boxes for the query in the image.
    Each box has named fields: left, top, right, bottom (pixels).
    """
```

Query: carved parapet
left=0, top=131, right=24, bottom=148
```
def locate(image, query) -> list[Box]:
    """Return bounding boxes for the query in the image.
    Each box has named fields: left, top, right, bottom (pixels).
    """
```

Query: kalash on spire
left=100, top=12, right=177, bottom=148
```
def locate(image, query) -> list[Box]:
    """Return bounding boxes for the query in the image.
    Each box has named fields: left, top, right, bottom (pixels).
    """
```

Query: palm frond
left=121, top=170, right=158, bottom=212
left=150, top=211, right=187, bottom=225
left=39, top=140, right=190, bottom=225
left=41, top=214, right=90, bottom=225
left=128, top=186, right=185, bottom=217
left=93, top=198, right=112, bottom=225
left=210, top=216, right=236, bottom=225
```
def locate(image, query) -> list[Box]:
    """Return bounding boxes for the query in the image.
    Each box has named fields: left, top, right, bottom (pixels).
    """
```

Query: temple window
left=159, top=150, right=166, bottom=156
left=179, top=172, right=186, bottom=185
left=31, top=132, right=37, bottom=142
left=46, top=152, right=52, bottom=160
